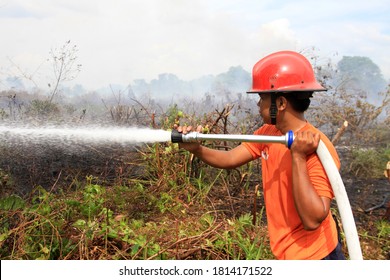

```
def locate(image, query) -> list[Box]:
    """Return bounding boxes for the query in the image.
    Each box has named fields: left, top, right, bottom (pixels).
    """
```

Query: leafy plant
left=0, top=194, right=25, bottom=211
left=348, top=147, right=389, bottom=178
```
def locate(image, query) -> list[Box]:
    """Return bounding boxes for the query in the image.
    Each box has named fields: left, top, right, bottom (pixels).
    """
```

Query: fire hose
left=171, top=130, right=363, bottom=260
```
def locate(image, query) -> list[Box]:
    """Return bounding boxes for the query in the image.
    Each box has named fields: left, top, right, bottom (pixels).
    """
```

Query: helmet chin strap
left=270, top=94, right=277, bottom=125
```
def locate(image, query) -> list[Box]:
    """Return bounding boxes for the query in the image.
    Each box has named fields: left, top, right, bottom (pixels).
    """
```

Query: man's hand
left=173, top=124, right=203, bottom=152
left=174, top=124, right=203, bottom=134
left=290, top=131, right=320, bottom=158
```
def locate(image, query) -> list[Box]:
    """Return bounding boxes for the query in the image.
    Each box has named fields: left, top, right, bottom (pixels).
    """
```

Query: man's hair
left=277, top=91, right=313, bottom=112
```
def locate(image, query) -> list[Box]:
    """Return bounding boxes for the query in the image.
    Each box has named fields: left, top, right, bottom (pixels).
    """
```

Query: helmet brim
left=246, top=88, right=327, bottom=94
left=246, top=82, right=327, bottom=94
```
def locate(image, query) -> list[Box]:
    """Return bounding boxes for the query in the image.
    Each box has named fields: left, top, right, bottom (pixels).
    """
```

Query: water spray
left=171, top=129, right=363, bottom=260
left=0, top=125, right=172, bottom=146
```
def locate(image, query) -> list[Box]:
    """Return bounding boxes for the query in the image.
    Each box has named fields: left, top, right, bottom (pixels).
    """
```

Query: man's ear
left=277, top=96, right=287, bottom=110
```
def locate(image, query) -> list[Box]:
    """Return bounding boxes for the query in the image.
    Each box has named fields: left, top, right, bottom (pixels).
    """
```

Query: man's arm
left=290, top=131, right=330, bottom=231
left=176, top=125, right=254, bottom=169
left=186, top=144, right=254, bottom=169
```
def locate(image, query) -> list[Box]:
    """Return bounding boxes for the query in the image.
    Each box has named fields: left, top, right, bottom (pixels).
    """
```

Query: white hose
left=317, top=140, right=363, bottom=260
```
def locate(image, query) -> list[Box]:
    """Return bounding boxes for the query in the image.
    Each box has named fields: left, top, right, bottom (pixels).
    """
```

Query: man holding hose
left=176, top=51, right=345, bottom=260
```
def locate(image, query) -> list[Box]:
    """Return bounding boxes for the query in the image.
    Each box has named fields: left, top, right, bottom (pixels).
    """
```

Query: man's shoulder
left=303, top=123, right=331, bottom=142
left=254, top=124, right=281, bottom=136
left=304, top=122, right=341, bottom=168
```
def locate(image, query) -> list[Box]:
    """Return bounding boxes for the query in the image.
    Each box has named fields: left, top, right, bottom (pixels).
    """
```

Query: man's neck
left=276, top=113, right=307, bottom=134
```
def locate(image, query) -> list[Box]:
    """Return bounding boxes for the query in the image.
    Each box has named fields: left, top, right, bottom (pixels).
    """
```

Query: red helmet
left=247, top=50, right=326, bottom=94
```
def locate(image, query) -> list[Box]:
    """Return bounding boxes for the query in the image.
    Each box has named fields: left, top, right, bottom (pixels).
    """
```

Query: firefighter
left=176, top=51, right=345, bottom=260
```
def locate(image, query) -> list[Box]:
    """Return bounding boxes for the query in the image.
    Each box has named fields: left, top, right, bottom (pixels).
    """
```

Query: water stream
left=0, top=125, right=172, bottom=146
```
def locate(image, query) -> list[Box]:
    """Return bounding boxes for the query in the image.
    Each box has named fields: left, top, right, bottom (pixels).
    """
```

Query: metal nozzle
left=171, top=130, right=200, bottom=143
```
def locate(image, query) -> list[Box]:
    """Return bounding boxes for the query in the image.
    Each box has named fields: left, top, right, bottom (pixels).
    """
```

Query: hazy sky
left=0, top=0, right=389, bottom=90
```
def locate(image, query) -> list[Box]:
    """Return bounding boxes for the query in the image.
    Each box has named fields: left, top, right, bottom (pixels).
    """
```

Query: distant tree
left=214, top=66, right=251, bottom=89
left=337, top=56, right=387, bottom=104
left=309, top=54, right=389, bottom=145
left=132, top=79, right=149, bottom=95
left=212, top=66, right=251, bottom=97
left=48, top=40, right=82, bottom=103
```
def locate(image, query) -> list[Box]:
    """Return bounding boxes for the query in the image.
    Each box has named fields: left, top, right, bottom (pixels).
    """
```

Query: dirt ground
left=343, top=175, right=390, bottom=260
left=343, top=176, right=389, bottom=223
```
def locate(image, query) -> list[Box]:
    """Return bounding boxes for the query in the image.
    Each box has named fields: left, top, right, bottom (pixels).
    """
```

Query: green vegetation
left=0, top=170, right=272, bottom=260
left=348, top=146, right=390, bottom=178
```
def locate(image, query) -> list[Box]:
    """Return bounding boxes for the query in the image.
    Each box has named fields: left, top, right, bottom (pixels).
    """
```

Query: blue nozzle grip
left=287, top=130, right=294, bottom=149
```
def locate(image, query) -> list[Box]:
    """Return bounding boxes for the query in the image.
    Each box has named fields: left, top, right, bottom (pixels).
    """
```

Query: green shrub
left=348, top=147, right=389, bottom=178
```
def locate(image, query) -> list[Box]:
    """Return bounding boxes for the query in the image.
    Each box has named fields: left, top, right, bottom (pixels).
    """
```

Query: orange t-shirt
left=242, top=123, right=340, bottom=260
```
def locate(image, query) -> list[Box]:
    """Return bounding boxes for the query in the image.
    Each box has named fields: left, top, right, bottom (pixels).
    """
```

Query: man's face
left=257, top=93, right=272, bottom=124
